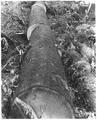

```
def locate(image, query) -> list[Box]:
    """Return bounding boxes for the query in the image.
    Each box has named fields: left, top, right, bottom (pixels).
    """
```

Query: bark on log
left=11, top=2, right=75, bottom=118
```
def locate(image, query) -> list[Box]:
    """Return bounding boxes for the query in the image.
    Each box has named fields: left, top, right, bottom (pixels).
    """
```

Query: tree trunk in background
left=11, top=2, right=75, bottom=118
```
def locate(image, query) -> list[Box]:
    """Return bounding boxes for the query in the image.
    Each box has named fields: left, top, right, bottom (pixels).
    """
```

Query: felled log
left=10, top=2, right=75, bottom=118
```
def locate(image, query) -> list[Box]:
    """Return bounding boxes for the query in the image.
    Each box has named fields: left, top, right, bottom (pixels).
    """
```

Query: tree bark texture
left=11, top=2, right=75, bottom=118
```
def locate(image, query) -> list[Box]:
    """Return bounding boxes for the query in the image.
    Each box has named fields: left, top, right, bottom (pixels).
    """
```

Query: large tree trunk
left=11, top=2, right=75, bottom=118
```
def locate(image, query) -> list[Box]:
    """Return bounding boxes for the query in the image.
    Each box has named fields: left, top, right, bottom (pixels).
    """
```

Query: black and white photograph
left=1, top=0, right=96, bottom=118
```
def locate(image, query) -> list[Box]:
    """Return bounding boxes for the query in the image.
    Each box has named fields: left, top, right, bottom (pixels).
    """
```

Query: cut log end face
left=17, top=88, right=75, bottom=118
left=32, top=2, right=47, bottom=13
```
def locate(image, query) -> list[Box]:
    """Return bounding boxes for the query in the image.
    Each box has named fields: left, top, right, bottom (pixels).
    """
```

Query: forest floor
left=1, top=1, right=96, bottom=118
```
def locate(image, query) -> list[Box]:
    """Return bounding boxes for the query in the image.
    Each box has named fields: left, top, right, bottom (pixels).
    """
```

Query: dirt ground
left=1, top=1, right=96, bottom=118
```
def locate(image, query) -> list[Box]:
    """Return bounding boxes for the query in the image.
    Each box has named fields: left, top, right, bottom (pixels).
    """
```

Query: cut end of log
left=31, top=1, right=46, bottom=13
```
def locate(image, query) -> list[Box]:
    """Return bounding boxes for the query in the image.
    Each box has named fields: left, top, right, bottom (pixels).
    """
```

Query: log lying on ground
left=10, top=2, right=75, bottom=118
